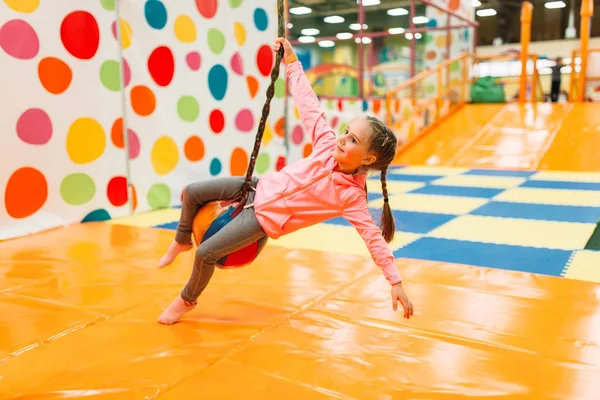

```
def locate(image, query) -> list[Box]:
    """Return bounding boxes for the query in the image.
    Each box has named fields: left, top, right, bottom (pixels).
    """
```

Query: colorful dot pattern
left=0, top=0, right=286, bottom=239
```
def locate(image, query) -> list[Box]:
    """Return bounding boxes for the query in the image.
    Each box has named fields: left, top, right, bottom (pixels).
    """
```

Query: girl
left=157, top=37, right=414, bottom=324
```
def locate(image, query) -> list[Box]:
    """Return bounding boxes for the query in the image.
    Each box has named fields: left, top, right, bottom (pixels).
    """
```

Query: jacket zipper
left=255, top=170, right=330, bottom=209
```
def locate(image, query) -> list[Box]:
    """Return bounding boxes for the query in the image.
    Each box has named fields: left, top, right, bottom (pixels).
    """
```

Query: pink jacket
left=252, top=60, right=402, bottom=285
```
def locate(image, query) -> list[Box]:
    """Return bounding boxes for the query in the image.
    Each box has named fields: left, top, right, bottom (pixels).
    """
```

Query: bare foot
left=157, top=240, right=193, bottom=268
left=157, top=295, right=197, bottom=325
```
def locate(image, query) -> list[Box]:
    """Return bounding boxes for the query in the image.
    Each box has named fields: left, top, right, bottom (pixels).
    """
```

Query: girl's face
left=333, top=117, right=376, bottom=173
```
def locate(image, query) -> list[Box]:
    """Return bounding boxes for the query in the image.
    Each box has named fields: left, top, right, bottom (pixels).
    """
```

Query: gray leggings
left=174, top=176, right=266, bottom=303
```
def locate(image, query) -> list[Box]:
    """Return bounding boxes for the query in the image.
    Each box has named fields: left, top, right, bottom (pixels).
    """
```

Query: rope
left=232, top=0, right=285, bottom=217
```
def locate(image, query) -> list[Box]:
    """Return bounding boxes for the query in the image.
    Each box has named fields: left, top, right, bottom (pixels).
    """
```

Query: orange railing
left=568, top=0, right=594, bottom=102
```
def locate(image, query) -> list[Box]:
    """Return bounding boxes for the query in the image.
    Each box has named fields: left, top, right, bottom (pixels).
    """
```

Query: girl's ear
left=362, top=154, right=376, bottom=165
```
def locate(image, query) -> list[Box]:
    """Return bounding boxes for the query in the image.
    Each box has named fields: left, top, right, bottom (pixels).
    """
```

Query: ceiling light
left=545, top=1, right=566, bottom=9
left=318, top=40, right=335, bottom=47
left=289, top=6, right=311, bottom=15
left=405, top=33, right=413, bottom=40
left=349, top=23, right=367, bottom=30
left=413, top=16, right=429, bottom=24
left=359, top=0, right=380, bottom=5
left=387, top=8, right=409, bottom=16
left=298, top=36, right=316, bottom=43
left=324, top=15, right=345, bottom=23
left=388, top=27, right=405, bottom=35
left=476, top=8, right=496, bottom=16
left=286, top=23, right=293, bottom=29
left=301, top=28, right=320, bottom=35
left=415, top=33, right=422, bottom=39
left=336, top=32, right=353, bottom=40
left=472, top=0, right=481, bottom=6
left=362, top=37, right=372, bottom=44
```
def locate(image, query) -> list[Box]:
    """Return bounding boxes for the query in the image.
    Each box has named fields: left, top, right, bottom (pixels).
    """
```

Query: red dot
left=256, top=45, right=273, bottom=77
left=196, top=0, right=218, bottom=18
left=60, top=11, right=100, bottom=60
left=5, top=167, right=48, bottom=219
left=107, top=176, right=128, bottom=207
left=210, top=109, right=225, bottom=134
left=337, top=99, right=343, bottom=112
left=276, top=156, right=286, bottom=171
left=148, top=46, right=175, bottom=87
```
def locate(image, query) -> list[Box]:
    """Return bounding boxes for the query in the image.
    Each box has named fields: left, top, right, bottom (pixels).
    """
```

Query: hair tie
left=383, top=198, right=389, bottom=203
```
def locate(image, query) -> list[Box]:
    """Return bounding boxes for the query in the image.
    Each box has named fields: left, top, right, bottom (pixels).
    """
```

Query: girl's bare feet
left=157, top=240, right=193, bottom=268
left=157, top=295, right=197, bottom=325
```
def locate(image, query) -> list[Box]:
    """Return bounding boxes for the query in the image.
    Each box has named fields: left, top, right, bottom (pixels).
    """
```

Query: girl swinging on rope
left=157, top=38, right=414, bottom=325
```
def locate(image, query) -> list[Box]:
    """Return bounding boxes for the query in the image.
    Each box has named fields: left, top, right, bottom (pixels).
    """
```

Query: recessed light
left=387, top=8, right=408, bottom=16
left=324, top=15, right=345, bottom=23
left=301, top=28, right=320, bottom=36
left=298, top=36, right=316, bottom=43
left=318, top=40, right=335, bottom=47
left=336, top=32, right=353, bottom=40
left=290, top=6, right=311, bottom=15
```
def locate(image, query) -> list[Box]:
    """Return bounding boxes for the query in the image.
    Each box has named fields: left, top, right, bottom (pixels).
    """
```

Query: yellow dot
left=294, top=106, right=300, bottom=120
left=119, top=18, right=132, bottom=49
left=151, top=136, right=179, bottom=175
left=3, top=0, right=39, bottom=13
left=174, top=15, right=196, bottom=43
left=435, top=34, right=447, bottom=48
left=263, top=120, right=273, bottom=146
left=234, top=22, right=246, bottom=46
left=66, top=118, right=106, bottom=164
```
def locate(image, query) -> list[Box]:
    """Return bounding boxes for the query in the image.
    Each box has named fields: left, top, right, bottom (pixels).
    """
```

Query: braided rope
left=232, top=0, right=285, bottom=217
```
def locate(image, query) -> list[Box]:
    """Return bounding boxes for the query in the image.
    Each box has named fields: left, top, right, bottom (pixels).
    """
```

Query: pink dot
left=186, top=51, right=201, bottom=71
left=292, top=125, right=304, bottom=145
left=16, top=109, right=52, bottom=145
left=123, top=58, right=131, bottom=87
left=331, top=116, right=339, bottom=128
left=0, top=20, right=39, bottom=60
left=235, top=109, right=254, bottom=132
left=231, top=52, right=243, bottom=76
left=127, top=129, right=140, bottom=159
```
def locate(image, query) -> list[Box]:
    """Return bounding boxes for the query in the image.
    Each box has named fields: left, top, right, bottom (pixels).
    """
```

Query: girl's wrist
left=284, top=54, right=298, bottom=64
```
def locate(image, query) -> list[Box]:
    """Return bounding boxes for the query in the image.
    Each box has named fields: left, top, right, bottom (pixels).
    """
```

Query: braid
left=380, top=168, right=395, bottom=243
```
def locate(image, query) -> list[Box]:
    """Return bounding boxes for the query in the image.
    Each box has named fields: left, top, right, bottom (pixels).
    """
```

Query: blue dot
left=81, top=208, right=111, bottom=222
left=145, top=0, right=167, bottom=30
left=208, top=64, right=228, bottom=101
left=210, top=158, right=222, bottom=175
left=426, top=18, right=438, bottom=28
left=253, top=8, right=268, bottom=31
left=362, top=100, right=369, bottom=112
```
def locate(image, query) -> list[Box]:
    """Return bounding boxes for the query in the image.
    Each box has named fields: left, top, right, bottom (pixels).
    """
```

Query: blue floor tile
left=386, top=173, right=445, bottom=182
left=394, top=237, right=571, bottom=276
left=520, top=180, right=600, bottom=191
left=463, top=169, right=536, bottom=178
left=471, top=201, right=600, bottom=224
left=409, top=184, right=504, bottom=199
left=156, top=222, right=178, bottom=230
left=324, top=209, right=456, bottom=234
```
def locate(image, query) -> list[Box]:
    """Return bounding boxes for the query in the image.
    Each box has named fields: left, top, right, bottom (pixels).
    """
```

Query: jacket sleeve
left=342, top=194, right=403, bottom=285
left=286, top=60, right=336, bottom=151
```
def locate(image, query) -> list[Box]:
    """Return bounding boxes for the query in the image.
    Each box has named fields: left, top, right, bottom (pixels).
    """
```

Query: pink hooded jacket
left=252, top=60, right=402, bottom=285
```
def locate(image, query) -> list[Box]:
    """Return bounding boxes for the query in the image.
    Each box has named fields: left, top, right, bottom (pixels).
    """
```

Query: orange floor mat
left=1, top=223, right=600, bottom=398
left=396, top=103, right=600, bottom=172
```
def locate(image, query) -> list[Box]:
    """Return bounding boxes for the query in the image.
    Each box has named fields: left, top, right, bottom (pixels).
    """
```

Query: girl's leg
left=157, top=199, right=266, bottom=324
left=158, top=176, right=254, bottom=267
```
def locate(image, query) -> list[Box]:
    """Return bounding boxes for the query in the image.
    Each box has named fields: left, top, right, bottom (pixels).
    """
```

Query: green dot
left=450, top=61, right=460, bottom=73
left=326, top=100, right=334, bottom=110
left=229, top=0, right=243, bottom=8
left=426, top=84, right=436, bottom=95
left=177, top=96, right=200, bottom=122
left=147, top=183, right=171, bottom=210
left=339, top=122, right=348, bottom=135
left=100, top=0, right=115, bottom=11
left=256, top=153, right=270, bottom=174
left=208, top=28, right=226, bottom=55
left=100, top=60, right=121, bottom=92
left=274, top=78, right=285, bottom=99
left=60, top=173, right=96, bottom=205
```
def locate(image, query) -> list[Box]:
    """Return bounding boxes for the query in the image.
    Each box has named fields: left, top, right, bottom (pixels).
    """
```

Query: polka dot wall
left=0, top=0, right=132, bottom=239
left=0, top=0, right=286, bottom=239
left=119, top=0, right=286, bottom=213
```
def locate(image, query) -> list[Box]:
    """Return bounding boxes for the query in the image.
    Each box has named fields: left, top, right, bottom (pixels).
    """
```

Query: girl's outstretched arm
left=273, top=37, right=335, bottom=150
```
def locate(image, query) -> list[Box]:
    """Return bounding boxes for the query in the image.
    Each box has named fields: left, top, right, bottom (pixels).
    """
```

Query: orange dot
left=184, top=135, right=205, bottom=162
left=5, top=167, right=48, bottom=219
left=372, top=99, right=381, bottom=115
left=230, top=147, right=248, bottom=176
left=246, top=75, right=259, bottom=99
left=131, top=184, right=138, bottom=211
left=275, top=117, right=285, bottom=137
left=38, top=57, right=72, bottom=94
left=130, top=85, right=156, bottom=116
left=303, top=143, right=313, bottom=158
left=111, top=118, right=124, bottom=148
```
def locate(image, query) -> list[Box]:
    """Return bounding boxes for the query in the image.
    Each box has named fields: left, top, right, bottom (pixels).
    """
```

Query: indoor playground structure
left=2, top=0, right=600, bottom=398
